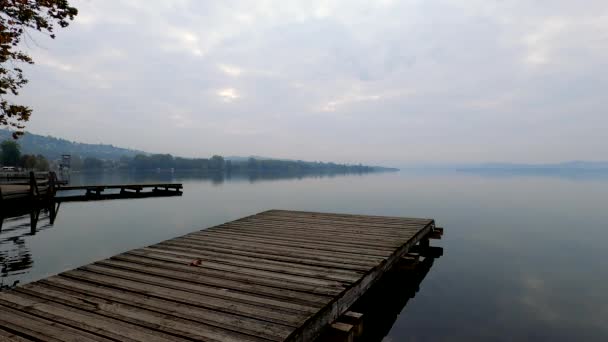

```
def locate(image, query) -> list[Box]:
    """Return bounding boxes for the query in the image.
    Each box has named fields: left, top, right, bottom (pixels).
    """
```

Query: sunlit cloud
left=218, top=64, right=243, bottom=77
left=163, top=27, right=204, bottom=56
left=217, top=88, right=240, bottom=102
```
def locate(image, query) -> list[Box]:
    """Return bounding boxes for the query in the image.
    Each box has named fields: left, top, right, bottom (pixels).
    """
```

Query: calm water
left=2, top=169, right=608, bottom=341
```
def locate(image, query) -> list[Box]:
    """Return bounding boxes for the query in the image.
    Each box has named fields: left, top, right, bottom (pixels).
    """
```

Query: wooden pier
left=0, top=176, right=182, bottom=204
left=0, top=210, right=442, bottom=342
left=56, top=183, right=183, bottom=202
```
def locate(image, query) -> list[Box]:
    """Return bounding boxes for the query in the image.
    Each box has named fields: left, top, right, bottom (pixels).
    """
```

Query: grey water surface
left=1, top=169, right=607, bottom=341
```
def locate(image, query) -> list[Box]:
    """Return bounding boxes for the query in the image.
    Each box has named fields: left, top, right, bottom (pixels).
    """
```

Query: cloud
left=16, top=0, right=608, bottom=163
left=217, top=88, right=240, bottom=102
left=218, top=64, right=242, bottom=77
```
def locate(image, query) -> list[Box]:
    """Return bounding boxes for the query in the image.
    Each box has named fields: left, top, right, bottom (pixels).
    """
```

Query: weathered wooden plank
left=80, top=264, right=317, bottom=315
left=62, top=268, right=307, bottom=326
left=194, top=230, right=396, bottom=256
left=124, top=250, right=345, bottom=296
left=104, top=256, right=332, bottom=305
left=0, top=292, right=182, bottom=342
left=241, top=214, right=429, bottom=229
left=137, top=243, right=363, bottom=278
left=160, top=240, right=381, bottom=270
left=41, top=276, right=292, bottom=341
left=97, top=258, right=331, bottom=307
left=0, top=304, right=110, bottom=342
left=214, top=220, right=423, bottom=239
left=175, top=235, right=386, bottom=262
left=208, top=224, right=407, bottom=248
left=135, top=245, right=353, bottom=288
left=16, top=284, right=268, bottom=342
left=221, top=221, right=425, bottom=240
left=240, top=216, right=429, bottom=233
left=253, top=210, right=432, bottom=225
left=154, top=240, right=379, bottom=269
left=143, top=241, right=373, bottom=272
left=264, top=210, right=433, bottom=224
left=0, top=327, right=33, bottom=342
left=231, top=213, right=430, bottom=229
left=153, top=238, right=366, bottom=280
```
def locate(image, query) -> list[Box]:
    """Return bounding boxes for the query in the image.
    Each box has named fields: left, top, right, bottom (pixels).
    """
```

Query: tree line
left=0, top=140, right=49, bottom=171
left=68, top=154, right=379, bottom=173
left=1, top=139, right=389, bottom=174
left=118, top=154, right=377, bottom=173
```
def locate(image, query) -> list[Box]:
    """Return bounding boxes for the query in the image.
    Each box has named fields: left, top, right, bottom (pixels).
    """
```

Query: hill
left=0, top=130, right=399, bottom=171
left=0, top=130, right=144, bottom=161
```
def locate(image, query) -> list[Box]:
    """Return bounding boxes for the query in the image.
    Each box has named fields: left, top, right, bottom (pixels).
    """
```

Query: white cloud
left=218, top=64, right=242, bottom=77
left=217, top=88, right=240, bottom=102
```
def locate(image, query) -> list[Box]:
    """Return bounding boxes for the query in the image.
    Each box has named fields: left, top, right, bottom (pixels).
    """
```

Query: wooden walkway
left=0, top=210, right=438, bottom=342
left=0, top=184, right=50, bottom=202
left=0, top=183, right=183, bottom=204
left=56, top=183, right=183, bottom=201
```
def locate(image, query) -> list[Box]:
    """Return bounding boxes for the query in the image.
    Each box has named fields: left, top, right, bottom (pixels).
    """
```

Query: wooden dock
left=56, top=183, right=183, bottom=202
left=0, top=181, right=183, bottom=204
left=0, top=210, right=441, bottom=342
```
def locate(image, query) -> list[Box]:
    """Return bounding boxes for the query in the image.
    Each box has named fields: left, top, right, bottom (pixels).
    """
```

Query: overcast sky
left=14, top=0, right=608, bottom=165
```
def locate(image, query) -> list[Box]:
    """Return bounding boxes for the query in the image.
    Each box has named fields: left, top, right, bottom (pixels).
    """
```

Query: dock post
left=29, top=171, right=39, bottom=198
left=318, top=322, right=354, bottom=342
left=340, top=312, right=364, bottom=337
left=48, top=171, right=57, bottom=199
left=49, top=202, right=60, bottom=225
left=30, top=209, right=39, bottom=235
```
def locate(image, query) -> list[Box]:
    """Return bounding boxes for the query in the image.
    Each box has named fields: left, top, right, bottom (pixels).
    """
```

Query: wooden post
left=317, top=322, right=354, bottom=342
left=49, top=202, right=60, bottom=225
left=29, top=171, right=39, bottom=202
left=48, top=171, right=56, bottom=199
left=30, top=210, right=39, bottom=235
left=340, top=312, right=364, bottom=337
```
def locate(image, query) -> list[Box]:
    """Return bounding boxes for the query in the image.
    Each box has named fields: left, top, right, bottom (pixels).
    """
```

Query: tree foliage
left=1, top=0, right=77, bottom=137
left=0, top=139, right=20, bottom=165
left=18, top=153, right=48, bottom=170
left=83, top=156, right=104, bottom=170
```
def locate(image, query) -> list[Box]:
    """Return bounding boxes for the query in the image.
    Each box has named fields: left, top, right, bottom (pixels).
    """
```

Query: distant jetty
left=0, top=171, right=182, bottom=207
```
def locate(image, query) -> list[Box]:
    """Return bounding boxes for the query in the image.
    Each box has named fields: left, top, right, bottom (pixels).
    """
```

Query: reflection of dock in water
left=316, top=237, right=443, bottom=341
left=0, top=203, right=60, bottom=292
left=0, top=179, right=182, bottom=293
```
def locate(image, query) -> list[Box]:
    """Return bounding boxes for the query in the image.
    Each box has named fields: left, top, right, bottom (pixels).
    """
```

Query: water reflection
left=0, top=202, right=59, bottom=291
left=355, top=257, right=439, bottom=341
left=68, top=169, right=387, bottom=186
left=456, top=167, right=608, bottom=181
left=1, top=168, right=606, bottom=340
left=333, top=246, right=443, bottom=342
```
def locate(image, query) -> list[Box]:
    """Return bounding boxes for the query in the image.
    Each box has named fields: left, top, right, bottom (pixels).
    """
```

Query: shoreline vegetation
left=0, top=131, right=398, bottom=173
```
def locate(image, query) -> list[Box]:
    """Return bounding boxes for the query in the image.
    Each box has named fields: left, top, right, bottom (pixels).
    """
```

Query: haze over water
left=1, top=169, right=607, bottom=341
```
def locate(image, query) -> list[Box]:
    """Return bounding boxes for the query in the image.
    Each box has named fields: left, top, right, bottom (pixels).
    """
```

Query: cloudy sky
left=15, top=0, right=608, bottom=165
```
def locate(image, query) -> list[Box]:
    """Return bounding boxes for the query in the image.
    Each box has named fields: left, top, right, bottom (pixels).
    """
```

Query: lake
left=1, top=169, right=607, bottom=341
